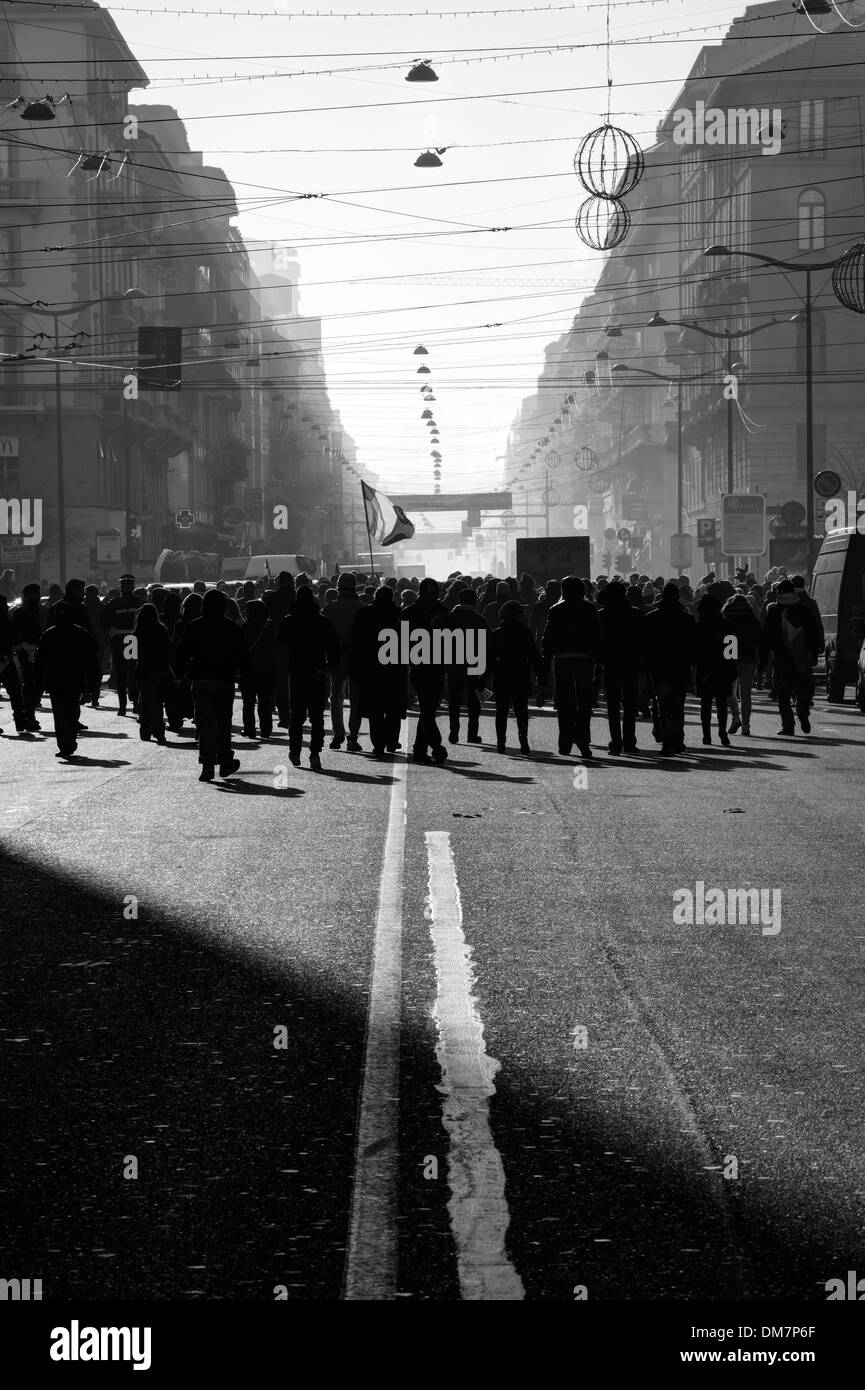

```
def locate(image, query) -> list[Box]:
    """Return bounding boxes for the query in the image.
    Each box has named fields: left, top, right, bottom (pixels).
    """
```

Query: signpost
left=670, top=533, right=693, bottom=570
left=696, top=518, right=717, bottom=548
left=721, top=493, right=766, bottom=557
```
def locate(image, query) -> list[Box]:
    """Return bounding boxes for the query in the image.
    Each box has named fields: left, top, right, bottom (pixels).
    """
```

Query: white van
left=220, top=554, right=314, bottom=583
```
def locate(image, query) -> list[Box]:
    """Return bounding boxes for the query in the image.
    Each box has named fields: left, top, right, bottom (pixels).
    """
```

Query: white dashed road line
left=425, top=831, right=525, bottom=1300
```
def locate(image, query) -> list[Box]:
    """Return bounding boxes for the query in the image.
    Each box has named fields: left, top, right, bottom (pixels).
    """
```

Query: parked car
left=811, top=527, right=865, bottom=701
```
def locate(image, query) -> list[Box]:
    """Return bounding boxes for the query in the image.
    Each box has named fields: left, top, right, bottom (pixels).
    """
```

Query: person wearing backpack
left=758, top=579, right=821, bottom=735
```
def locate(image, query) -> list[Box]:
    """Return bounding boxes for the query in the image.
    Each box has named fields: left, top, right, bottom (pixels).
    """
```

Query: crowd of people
left=0, top=562, right=825, bottom=780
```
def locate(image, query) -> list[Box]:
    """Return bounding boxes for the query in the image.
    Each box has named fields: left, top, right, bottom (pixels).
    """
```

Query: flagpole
left=361, top=482, right=377, bottom=583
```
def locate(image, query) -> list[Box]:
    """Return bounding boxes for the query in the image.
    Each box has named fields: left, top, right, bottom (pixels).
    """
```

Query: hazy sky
left=97, top=0, right=754, bottom=492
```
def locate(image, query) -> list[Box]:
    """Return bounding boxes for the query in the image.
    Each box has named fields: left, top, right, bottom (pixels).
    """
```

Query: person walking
left=84, top=584, right=107, bottom=707
left=445, top=588, right=488, bottom=744
left=643, top=582, right=698, bottom=756
left=277, top=586, right=340, bottom=770
left=721, top=592, right=762, bottom=735
left=174, top=588, right=250, bottom=781
left=597, top=579, right=643, bottom=754
left=349, top=584, right=408, bottom=756
left=490, top=600, right=546, bottom=754
left=694, top=594, right=734, bottom=746
left=103, top=573, right=141, bottom=716
left=758, top=578, right=821, bottom=735
left=10, top=582, right=43, bottom=730
left=0, top=595, right=29, bottom=734
left=408, top=577, right=450, bottom=764
left=322, top=573, right=364, bottom=750
left=34, top=602, right=98, bottom=759
left=133, top=602, right=174, bottom=744
left=240, top=599, right=277, bottom=740
left=262, top=571, right=295, bottom=728
left=542, top=575, right=603, bottom=758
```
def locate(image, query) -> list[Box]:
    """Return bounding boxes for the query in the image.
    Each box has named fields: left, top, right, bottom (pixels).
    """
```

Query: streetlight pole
left=647, top=309, right=780, bottom=575
left=703, top=245, right=840, bottom=573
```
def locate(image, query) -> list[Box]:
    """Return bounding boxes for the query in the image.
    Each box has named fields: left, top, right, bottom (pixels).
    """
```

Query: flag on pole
left=361, top=480, right=415, bottom=546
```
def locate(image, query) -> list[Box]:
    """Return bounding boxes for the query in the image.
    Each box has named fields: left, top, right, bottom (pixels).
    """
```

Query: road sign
left=96, top=530, right=122, bottom=564
left=604, top=527, right=617, bottom=540
left=223, top=506, right=245, bottom=526
left=780, top=499, right=806, bottom=526
left=175, top=509, right=194, bottom=529
left=617, top=527, right=631, bottom=543
left=670, top=532, right=693, bottom=569
left=814, top=469, right=842, bottom=499
left=696, top=518, right=716, bottom=547
left=721, top=493, right=767, bottom=556
left=138, top=326, right=183, bottom=392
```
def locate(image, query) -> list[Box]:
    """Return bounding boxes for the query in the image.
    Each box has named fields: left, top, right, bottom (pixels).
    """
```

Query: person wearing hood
left=323, top=571, right=364, bottom=750
left=598, top=579, right=644, bottom=754
left=241, top=599, right=277, bottom=740
left=722, top=592, right=763, bottom=735
left=277, top=586, right=340, bottom=770
left=758, top=579, right=821, bottom=735
left=349, top=585, right=408, bottom=756
left=694, top=594, right=734, bottom=746
left=644, top=582, right=698, bottom=755
left=541, top=575, right=603, bottom=758
left=174, top=588, right=250, bottom=781
left=490, top=600, right=546, bottom=754
left=34, top=602, right=98, bottom=759
left=133, top=602, right=174, bottom=744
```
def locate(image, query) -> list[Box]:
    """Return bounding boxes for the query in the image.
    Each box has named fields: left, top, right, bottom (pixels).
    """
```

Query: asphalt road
left=1, top=684, right=864, bottom=1301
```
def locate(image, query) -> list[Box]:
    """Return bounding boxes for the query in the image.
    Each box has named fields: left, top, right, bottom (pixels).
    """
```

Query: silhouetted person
left=490, top=600, right=546, bottom=754
left=446, top=589, right=488, bottom=744
left=134, top=603, right=173, bottom=744
left=323, top=573, right=364, bottom=750
left=350, top=585, right=408, bottom=756
left=263, top=571, right=295, bottom=727
left=759, top=578, right=821, bottom=735
left=174, top=588, right=250, bottom=781
left=695, top=594, right=734, bottom=746
left=277, top=586, right=340, bottom=770
left=0, top=595, right=28, bottom=734
left=241, top=599, right=277, bottom=740
left=598, top=579, right=643, bottom=754
left=409, top=577, right=449, bottom=764
left=722, top=592, right=762, bottom=735
left=644, top=582, right=697, bottom=755
left=542, top=575, right=603, bottom=758
left=34, top=602, right=97, bottom=759
left=84, top=584, right=107, bottom=707
left=103, top=573, right=141, bottom=716
left=10, top=582, right=43, bottom=730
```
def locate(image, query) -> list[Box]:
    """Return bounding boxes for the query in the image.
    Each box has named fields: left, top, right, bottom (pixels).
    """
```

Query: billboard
left=721, top=493, right=767, bottom=556
left=515, top=536, right=590, bottom=583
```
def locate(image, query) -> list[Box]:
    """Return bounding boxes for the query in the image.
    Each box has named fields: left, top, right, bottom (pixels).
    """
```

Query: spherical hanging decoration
left=589, top=472, right=611, bottom=493
left=575, top=195, right=630, bottom=251
left=575, top=446, right=598, bottom=472
left=574, top=124, right=644, bottom=199
left=832, top=242, right=865, bottom=314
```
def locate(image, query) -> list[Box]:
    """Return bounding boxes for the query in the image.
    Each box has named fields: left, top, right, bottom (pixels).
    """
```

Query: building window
left=799, top=100, right=825, bottom=158
left=798, top=189, right=825, bottom=251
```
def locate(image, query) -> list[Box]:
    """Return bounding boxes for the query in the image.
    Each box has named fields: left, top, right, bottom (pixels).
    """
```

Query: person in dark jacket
left=491, top=600, right=546, bottom=754
left=445, top=589, right=488, bottom=744
left=277, top=586, right=340, bottom=769
left=84, top=584, right=107, bottom=707
left=133, top=603, right=173, bottom=743
left=34, top=602, right=98, bottom=758
left=322, top=573, right=364, bottom=750
left=722, top=592, right=762, bottom=735
left=695, top=594, right=735, bottom=746
left=0, top=595, right=29, bottom=733
left=758, top=578, right=821, bottom=735
left=10, top=582, right=43, bottom=729
left=103, top=573, right=141, bottom=716
left=542, top=575, right=603, bottom=758
left=263, top=571, right=295, bottom=727
left=166, top=591, right=202, bottom=731
left=644, top=582, right=698, bottom=755
left=408, top=577, right=450, bottom=764
left=598, top=579, right=643, bottom=754
left=174, top=588, right=250, bottom=780
left=349, top=585, right=408, bottom=756
left=240, top=599, right=277, bottom=740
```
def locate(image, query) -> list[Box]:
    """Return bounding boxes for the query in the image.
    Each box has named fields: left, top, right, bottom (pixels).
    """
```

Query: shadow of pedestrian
left=214, top=780, right=304, bottom=798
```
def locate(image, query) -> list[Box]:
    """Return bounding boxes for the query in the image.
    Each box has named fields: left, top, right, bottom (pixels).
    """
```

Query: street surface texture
left=1, top=687, right=864, bottom=1301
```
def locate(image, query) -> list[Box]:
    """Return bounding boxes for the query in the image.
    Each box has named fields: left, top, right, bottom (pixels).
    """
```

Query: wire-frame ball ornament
left=575, top=124, right=645, bottom=199
left=589, top=472, right=611, bottom=493
left=575, top=446, right=598, bottom=472
left=575, top=195, right=630, bottom=251
left=832, top=242, right=865, bottom=314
